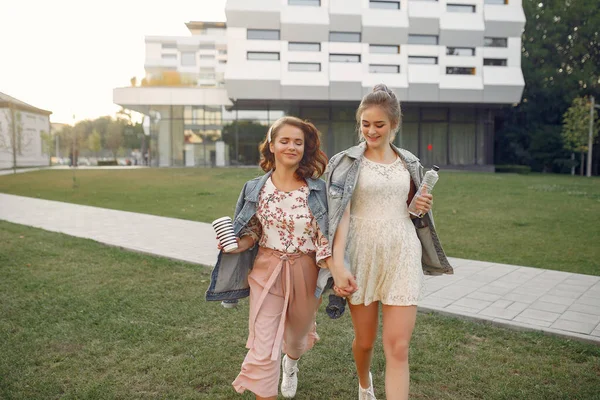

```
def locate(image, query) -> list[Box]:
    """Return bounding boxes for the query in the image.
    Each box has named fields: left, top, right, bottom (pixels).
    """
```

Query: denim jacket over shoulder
left=205, top=170, right=329, bottom=301
left=315, top=142, right=453, bottom=297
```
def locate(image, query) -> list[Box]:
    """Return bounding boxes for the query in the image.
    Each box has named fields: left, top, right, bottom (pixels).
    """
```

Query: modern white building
left=114, top=21, right=232, bottom=167
left=114, top=0, right=526, bottom=169
left=0, top=92, right=52, bottom=169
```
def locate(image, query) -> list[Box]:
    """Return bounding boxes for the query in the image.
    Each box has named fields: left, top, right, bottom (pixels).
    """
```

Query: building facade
left=114, top=0, right=525, bottom=169
left=114, top=22, right=233, bottom=167
left=0, top=92, right=52, bottom=169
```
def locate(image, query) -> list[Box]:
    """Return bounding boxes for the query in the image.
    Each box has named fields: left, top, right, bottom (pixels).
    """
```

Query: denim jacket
left=315, top=142, right=453, bottom=297
left=205, top=170, right=330, bottom=301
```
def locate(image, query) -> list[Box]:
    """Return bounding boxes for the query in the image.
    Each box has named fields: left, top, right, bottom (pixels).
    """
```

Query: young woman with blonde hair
left=324, top=84, right=453, bottom=400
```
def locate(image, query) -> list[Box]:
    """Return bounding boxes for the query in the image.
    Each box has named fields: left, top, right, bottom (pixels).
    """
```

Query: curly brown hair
left=259, top=116, right=328, bottom=180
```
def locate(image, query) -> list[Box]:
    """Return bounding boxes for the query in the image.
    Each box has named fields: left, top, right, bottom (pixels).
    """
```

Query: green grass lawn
left=0, top=168, right=599, bottom=275
left=1, top=221, right=599, bottom=400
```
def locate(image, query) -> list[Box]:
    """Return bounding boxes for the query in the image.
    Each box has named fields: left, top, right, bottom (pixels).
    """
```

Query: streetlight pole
left=588, top=96, right=600, bottom=177
left=588, top=96, right=594, bottom=177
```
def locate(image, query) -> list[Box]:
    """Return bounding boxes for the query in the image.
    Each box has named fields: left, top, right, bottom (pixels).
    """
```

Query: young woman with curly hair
left=206, top=116, right=331, bottom=399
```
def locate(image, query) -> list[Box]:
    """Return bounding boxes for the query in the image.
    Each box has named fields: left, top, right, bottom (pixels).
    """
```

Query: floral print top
left=240, top=177, right=331, bottom=267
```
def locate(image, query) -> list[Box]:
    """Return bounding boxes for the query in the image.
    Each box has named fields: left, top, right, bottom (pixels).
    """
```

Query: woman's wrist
left=329, top=260, right=346, bottom=274
left=239, top=235, right=255, bottom=249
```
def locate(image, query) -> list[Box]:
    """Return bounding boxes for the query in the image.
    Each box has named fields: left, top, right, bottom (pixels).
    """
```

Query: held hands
left=216, top=236, right=254, bottom=254
left=331, top=263, right=358, bottom=298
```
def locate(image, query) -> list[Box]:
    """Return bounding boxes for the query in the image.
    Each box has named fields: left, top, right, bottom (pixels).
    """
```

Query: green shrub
left=98, top=160, right=118, bottom=166
left=495, top=164, right=532, bottom=174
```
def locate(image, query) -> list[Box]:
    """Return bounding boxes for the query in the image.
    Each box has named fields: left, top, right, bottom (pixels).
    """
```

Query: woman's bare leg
left=348, top=301, right=380, bottom=389
left=381, top=305, right=417, bottom=400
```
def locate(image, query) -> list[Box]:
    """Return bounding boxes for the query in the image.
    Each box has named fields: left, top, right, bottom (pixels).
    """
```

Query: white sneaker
left=358, top=372, right=376, bottom=400
left=281, top=354, right=299, bottom=398
left=220, top=300, right=237, bottom=309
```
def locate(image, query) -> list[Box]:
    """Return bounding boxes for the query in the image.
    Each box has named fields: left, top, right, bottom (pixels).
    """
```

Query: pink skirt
left=232, top=247, right=321, bottom=398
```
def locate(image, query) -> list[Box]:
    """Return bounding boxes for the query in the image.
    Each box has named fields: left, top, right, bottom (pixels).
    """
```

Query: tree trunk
left=580, top=152, right=585, bottom=176
left=571, top=152, right=575, bottom=175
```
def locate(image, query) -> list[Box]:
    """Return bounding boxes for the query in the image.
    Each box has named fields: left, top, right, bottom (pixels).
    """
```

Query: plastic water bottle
left=408, top=165, right=440, bottom=218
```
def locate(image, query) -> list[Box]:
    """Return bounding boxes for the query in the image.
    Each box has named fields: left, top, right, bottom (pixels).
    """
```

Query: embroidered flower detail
left=248, top=177, right=331, bottom=261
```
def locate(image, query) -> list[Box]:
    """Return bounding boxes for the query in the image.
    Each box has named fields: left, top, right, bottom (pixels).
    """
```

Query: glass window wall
left=144, top=103, right=493, bottom=167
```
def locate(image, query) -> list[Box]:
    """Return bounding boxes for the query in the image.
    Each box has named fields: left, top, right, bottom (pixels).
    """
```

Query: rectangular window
left=485, top=0, right=507, bottom=4
left=408, top=56, right=438, bottom=64
left=247, top=29, right=280, bottom=40
left=289, top=42, right=321, bottom=52
left=369, top=44, right=400, bottom=54
left=369, top=1, right=400, bottom=9
left=446, top=67, right=476, bottom=75
left=289, top=62, right=321, bottom=71
left=329, top=31, right=361, bottom=42
left=483, top=58, right=507, bottom=66
left=369, top=64, right=400, bottom=73
left=200, top=55, right=215, bottom=59
left=330, top=54, right=361, bottom=63
left=161, top=54, right=177, bottom=59
left=446, top=47, right=475, bottom=56
left=408, top=34, right=438, bottom=45
left=288, top=0, right=321, bottom=5
left=198, top=44, right=215, bottom=50
left=450, top=108, right=476, bottom=122
left=247, top=52, right=280, bottom=61
left=484, top=37, right=508, bottom=47
left=180, top=52, right=196, bottom=66
left=447, top=4, right=476, bottom=12
left=219, top=60, right=227, bottom=64
left=162, top=43, right=177, bottom=49
left=218, top=49, right=227, bottom=55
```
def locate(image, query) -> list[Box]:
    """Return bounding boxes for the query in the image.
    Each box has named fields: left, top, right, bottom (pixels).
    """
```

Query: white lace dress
left=347, top=156, right=424, bottom=306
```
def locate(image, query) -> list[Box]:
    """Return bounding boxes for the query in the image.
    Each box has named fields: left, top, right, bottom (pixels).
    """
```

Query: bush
left=495, top=165, right=532, bottom=174
left=97, top=160, right=118, bottom=166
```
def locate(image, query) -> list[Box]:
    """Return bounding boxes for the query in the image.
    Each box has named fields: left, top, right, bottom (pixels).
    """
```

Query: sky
left=0, top=0, right=227, bottom=124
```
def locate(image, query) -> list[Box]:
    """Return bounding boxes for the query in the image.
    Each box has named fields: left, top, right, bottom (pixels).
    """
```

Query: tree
left=496, top=0, right=600, bottom=172
left=105, top=120, right=124, bottom=160
left=116, top=107, right=132, bottom=123
left=122, top=122, right=144, bottom=150
left=40, top=130, right=53, bottom=166
left=0, top=104, right=31, bottom=174
left=88, top=130, right=102, bottom=158
left=562, top=96, right=600, bottom=175
left=68, top=121, right=89, bottom=166
left=55, top=125, right=73, bottom=159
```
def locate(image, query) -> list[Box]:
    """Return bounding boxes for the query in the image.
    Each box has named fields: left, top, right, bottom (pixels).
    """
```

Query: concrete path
left=0, top=167, right=45, bottom=176
left=1, top=193, right=598, bottom=345
left=0, top=166, right=148, bottom=176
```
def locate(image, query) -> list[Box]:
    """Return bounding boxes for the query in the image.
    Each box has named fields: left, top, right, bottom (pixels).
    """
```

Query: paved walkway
left=0, top=167, right=45, bottom=176
left=0, top=166, right=149, bottom=176
left=1, top=193, right=598, bottom=345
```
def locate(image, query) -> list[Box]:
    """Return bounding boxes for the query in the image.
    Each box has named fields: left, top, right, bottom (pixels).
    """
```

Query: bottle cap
left=432, top=165, right=440, bottom=171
